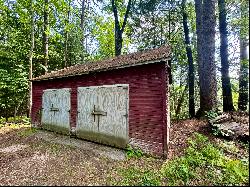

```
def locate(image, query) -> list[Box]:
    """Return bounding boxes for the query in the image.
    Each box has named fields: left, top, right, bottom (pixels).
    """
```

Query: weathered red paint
left=31, top=62, right=169, bottom=156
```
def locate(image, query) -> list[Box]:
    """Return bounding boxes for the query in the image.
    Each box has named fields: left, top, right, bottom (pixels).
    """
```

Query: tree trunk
left=80, top=0, right=86, bottom=61
left=43, top=0, right=49, bottom=72
left=115, top=29, right=123, bottom=56
left=175, top=83, right=188, bottom=117
left=80, top=0, right=85, bottom=33
left=168, top=0, right=171, bottom=40
left=201, top=0, right=217, bottom=112
left=238, top=39, right=249, bottom=111
left=195, top=0, right=217, bottom=117
left=218, top=0, right=235, bottom=112
left=182, top=0, right=195, bottom=118
left=14, top=106, right=17, bottom=123
left=111, top=0, right=132, bottom=56
left=28, top=0, right=34, bottom=118
left=238, top=1, right=249, bottom=111
left=194, top=0, right=203, bottom=116
left=64, top=0, right=70, bottom=67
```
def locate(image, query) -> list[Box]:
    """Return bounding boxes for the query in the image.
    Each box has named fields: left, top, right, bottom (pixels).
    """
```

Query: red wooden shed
left=31, top=45, right=171, bottom=157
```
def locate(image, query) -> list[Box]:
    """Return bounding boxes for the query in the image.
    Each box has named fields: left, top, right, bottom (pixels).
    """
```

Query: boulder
left=209, top=113, right=249, bottom=142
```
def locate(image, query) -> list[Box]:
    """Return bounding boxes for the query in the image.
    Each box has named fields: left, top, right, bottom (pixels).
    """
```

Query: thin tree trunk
left=80, top=0, right=85, bottom=32
left=152, top=14, right=156, bottom=48
left=111, top=0, right=132, bottom=56
left=218, top=0, right=235, bottom=112
left=43, top=0, right=49, bottom=72
left=238, top=38, right=249, bottom=111
left=168, top=0, right=171, bottom=40
left=80, top=0, right=86, bottom=61
left=14, top=106, right=17, bottom=123
left=195, top=0, right=217, bottom=117
left=64, top=0, right=70, bottom=67
left=175, top=83, right=188, bottom=117
left=182, top=0, right=195, bottom=118
left=28, top=0, right=34, bottom=118
left=238, top=1, right=249, bottom=111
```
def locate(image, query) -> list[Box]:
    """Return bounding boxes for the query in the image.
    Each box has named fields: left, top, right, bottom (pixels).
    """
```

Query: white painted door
left=76, top=85, right=129, bottom=147
left=41, top=88, right=71, bottom=132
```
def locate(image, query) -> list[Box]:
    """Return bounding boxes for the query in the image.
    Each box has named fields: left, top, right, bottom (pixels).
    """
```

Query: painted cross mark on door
left=91, top=105, right=107, bottom=131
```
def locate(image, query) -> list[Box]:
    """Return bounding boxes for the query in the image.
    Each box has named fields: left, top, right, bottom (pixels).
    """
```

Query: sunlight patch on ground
left=0, top=144, right=28, bottom=153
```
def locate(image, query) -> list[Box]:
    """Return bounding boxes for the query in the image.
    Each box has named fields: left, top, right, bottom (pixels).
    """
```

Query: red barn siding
left=31, top=62, right=168, bottom=156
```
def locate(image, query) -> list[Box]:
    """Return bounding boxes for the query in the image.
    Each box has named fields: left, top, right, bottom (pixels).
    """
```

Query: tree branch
left=121, top=0, right=132, bottom=33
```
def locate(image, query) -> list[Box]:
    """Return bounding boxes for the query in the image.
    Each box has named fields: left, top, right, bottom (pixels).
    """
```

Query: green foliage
left=0, top=116, right=30, bottom=124
left=161, top=133, right=249, bottom=186
left=114, top=167, right=161, bottom=186
left=240, top=142, right=249, bottom=150
left=212, top=128, right=221, bottom=136
left=91, top=16, right=115, bottom=58
left=0, top=123, right=30, bottom=130
left=0, top=0, right=248, bottom=120
left=126, top=145, right=144, bottom=159
left=205, top=109, right=219, bottom=120
left=17, top=127, right=37, bottom=137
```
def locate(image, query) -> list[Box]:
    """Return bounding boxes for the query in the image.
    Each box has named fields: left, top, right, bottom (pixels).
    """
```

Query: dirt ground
left=0, top=120, right=248, bottom=185
left=0, top=125, right=163, bottom=186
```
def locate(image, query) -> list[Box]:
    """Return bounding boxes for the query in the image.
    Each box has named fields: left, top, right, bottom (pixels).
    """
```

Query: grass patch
left=112, top=167, right=161, bottom=186
left=161, top=133, right=249, bottom=186
left=17, top=127, right=37, bottom=137
left=126, top=145, right=144, bottom=159
left=0, top=123, right=31, bottom=129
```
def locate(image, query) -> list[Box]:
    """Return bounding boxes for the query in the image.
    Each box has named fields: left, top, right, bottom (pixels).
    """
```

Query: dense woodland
left=0, top=0, right=249, bottom=120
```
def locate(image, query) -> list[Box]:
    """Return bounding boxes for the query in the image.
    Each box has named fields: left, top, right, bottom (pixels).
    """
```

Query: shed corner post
left=165, top=60, right=171, bottom=159
left=162, top=61, right=171, bottom=159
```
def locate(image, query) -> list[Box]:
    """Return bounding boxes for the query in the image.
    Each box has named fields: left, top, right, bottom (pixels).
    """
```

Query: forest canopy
left=0, top=0, right=249, bottom=120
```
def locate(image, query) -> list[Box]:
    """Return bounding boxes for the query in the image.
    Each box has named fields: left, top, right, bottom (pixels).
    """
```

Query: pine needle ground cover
left=0, top=120, right=248, bottom=186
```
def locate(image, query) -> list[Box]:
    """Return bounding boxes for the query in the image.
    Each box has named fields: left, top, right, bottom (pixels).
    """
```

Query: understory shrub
left=126, top=145, right=144, bottom=159
left=161, top=133, right=249, bottom=186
